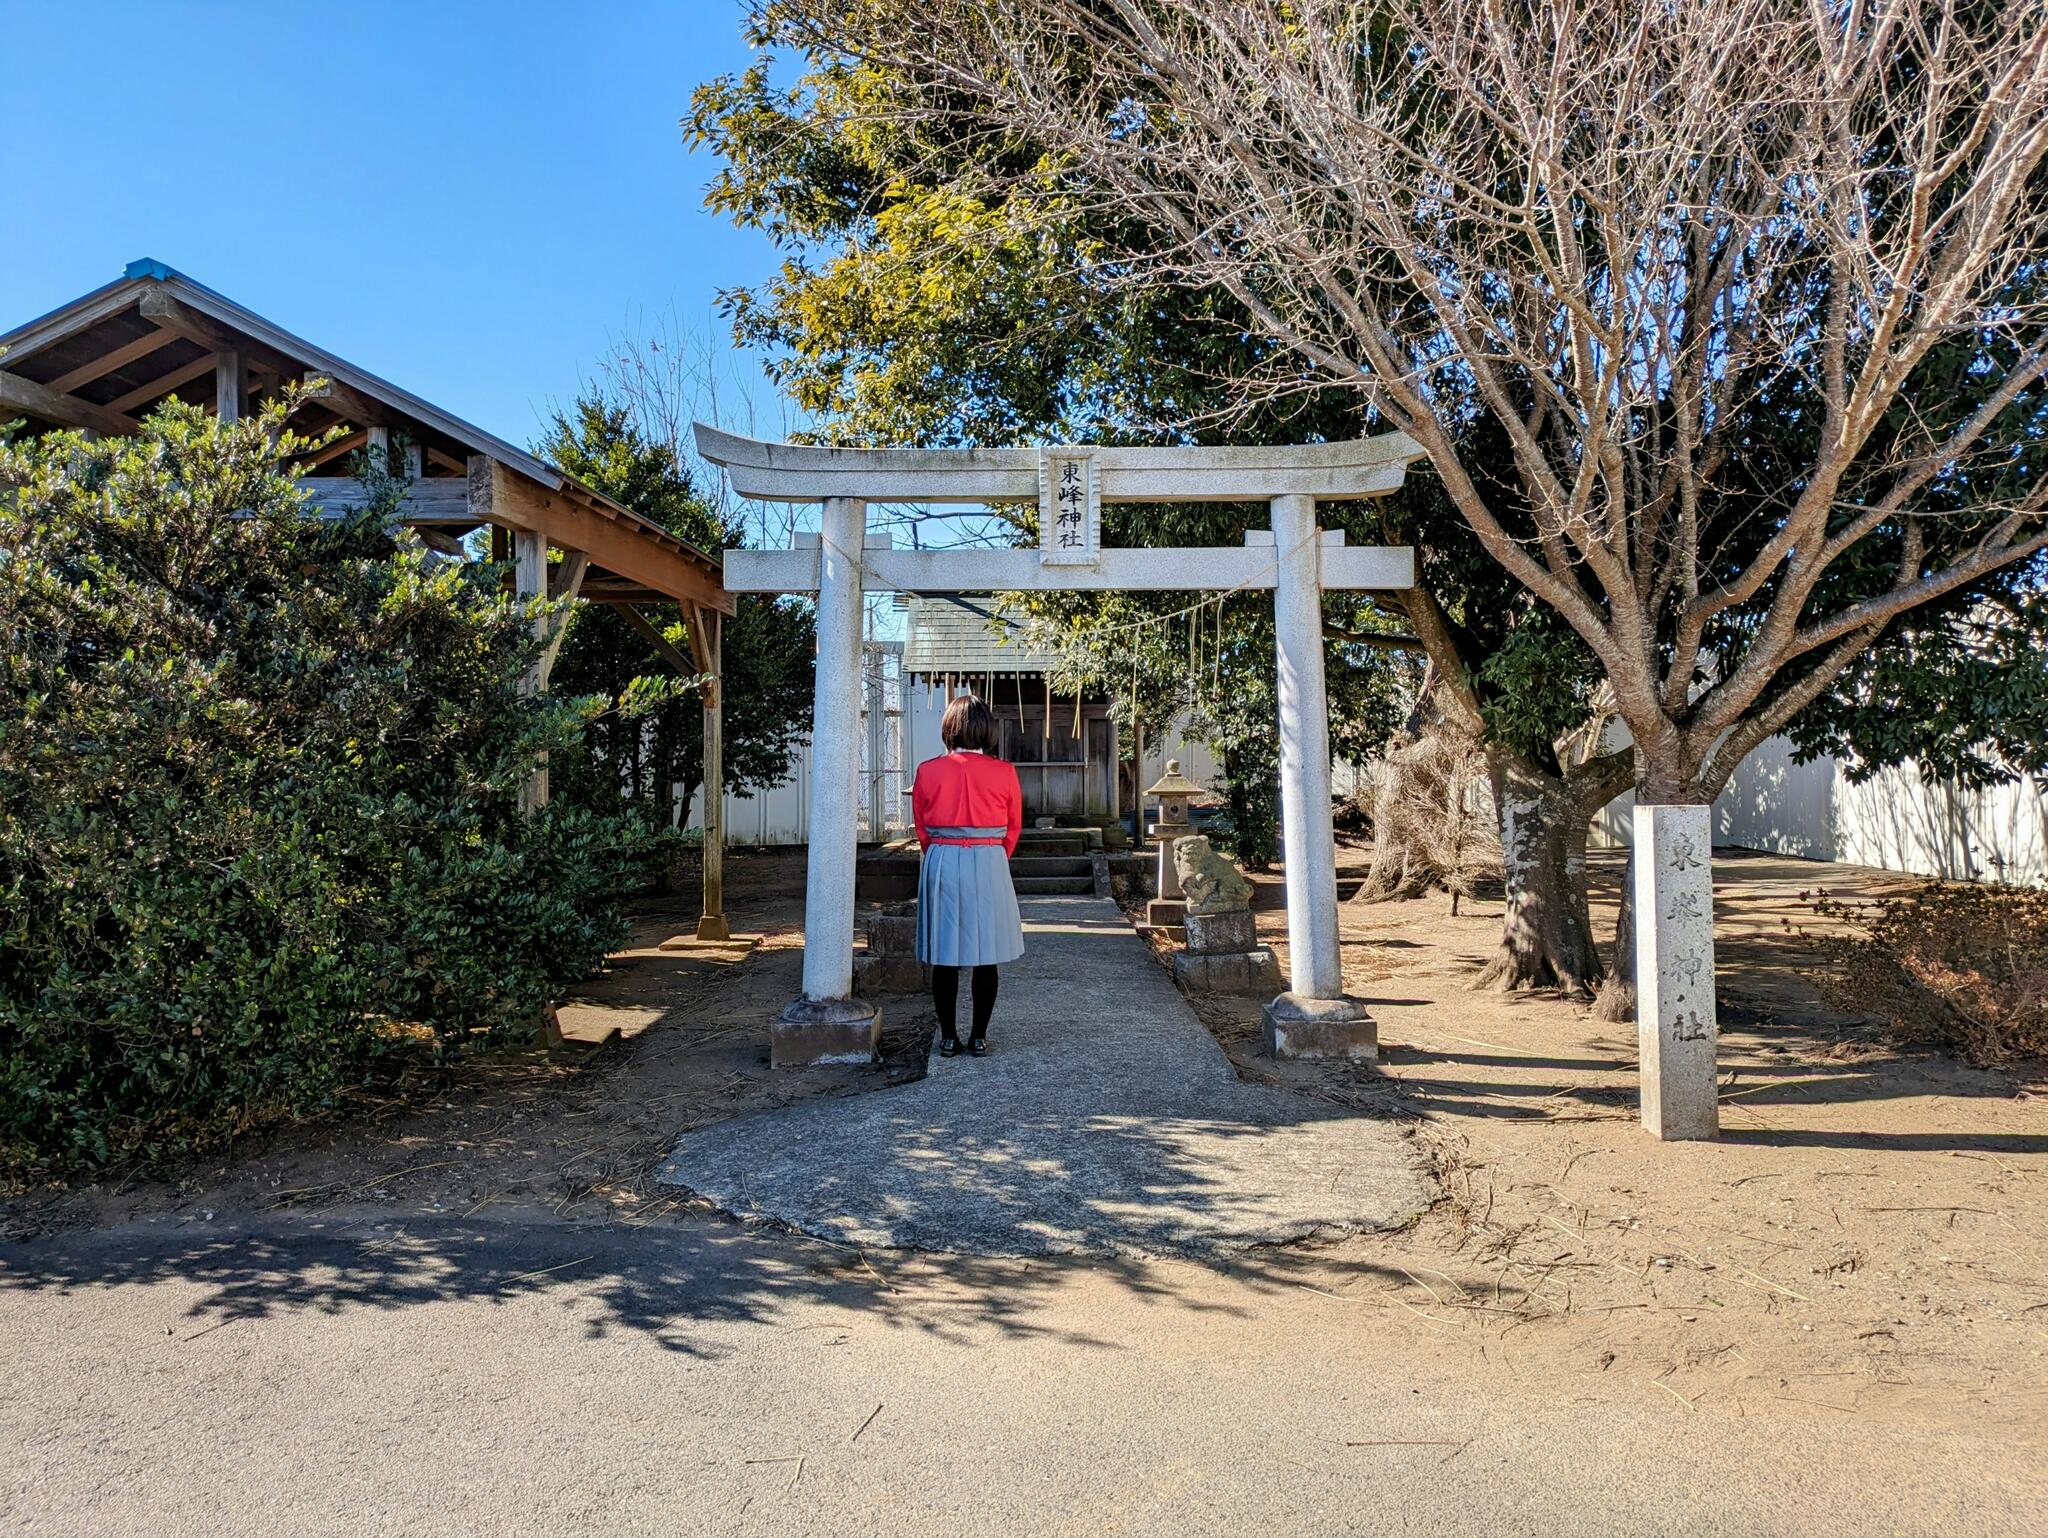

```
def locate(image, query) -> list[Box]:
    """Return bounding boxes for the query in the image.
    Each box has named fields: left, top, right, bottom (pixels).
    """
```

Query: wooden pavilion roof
left=0, top=260, right=730, bottom=613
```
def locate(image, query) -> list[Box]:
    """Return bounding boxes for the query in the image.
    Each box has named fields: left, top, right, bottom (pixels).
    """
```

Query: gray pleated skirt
left=916, top=828, right=1026, bottom=967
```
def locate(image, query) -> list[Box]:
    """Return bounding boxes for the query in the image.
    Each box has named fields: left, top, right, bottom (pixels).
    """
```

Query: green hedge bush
left=0, top=399, right=664, bottom=1173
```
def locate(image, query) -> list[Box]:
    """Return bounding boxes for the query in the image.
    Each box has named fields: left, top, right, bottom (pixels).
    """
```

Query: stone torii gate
left=698, top=424, right=1426, bottom=1069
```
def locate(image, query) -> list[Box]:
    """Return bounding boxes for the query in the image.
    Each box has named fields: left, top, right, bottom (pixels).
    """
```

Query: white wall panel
left=1593, top=730, right=2046, bottom=886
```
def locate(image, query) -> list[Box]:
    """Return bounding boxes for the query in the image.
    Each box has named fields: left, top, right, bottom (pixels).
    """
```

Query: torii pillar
left=772, top=494, right=883, bottom=1066
left=1263, top=492, right=1373, bottom=1058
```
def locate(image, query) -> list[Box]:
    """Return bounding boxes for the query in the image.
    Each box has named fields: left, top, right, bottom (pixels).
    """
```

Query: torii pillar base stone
left=772, top=996, right=882, bottom=1070
left=1262, top=993, right=1377, bottom=1060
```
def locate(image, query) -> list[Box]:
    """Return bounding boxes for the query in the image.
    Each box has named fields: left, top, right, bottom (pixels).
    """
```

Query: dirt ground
left=1173, top=842, right=2048, bottom=1436
left=6, top=841, right=2045, bottom=1442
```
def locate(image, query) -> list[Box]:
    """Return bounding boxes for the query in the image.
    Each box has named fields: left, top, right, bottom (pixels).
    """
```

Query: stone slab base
left=772, top=996, right=882, bottom=1069
left=1184, top=908, right=1257, bottom=955
left=1262, top=992, right=1377, bottom=1061
left=864, top=912, right=919, bottom=958
left=853, top=953, right=927, bottom=996
left=657, top=933, right=762, bottom=956
left=1145, top=898, right=1187, bottom=927
left=1173, top=948, right=1282, bottom=996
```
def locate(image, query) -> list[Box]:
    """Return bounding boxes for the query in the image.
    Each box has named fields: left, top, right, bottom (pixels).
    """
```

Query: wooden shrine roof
left=1, top=260, right=730, bottom=613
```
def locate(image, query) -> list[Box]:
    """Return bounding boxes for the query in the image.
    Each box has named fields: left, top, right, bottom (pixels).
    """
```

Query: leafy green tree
left=0, top=400, right=657, bottom=1172
left=538, top=394, right=815, bottom=823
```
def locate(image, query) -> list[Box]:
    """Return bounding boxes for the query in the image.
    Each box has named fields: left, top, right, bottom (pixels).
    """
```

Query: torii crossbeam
left=697, top=424, right=1426, bottom=1067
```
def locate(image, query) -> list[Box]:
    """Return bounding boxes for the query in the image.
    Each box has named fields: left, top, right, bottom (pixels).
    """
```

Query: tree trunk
left=1592, top=845, right=1636, bottom=1021
left=1472, top=753, right=1605, bottom=995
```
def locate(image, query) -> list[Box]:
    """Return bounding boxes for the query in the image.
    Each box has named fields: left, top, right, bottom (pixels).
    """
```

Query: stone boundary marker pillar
left=1634, top=802, right=1718, bottom=1139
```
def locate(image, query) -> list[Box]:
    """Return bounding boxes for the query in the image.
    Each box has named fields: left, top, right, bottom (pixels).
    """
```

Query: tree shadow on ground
left=0, top=1210, right=1434, bottom=1360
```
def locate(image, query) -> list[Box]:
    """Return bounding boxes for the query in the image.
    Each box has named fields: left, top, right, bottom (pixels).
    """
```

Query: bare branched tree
left=588, top=307, right=803, bottom=551
left=760, top=0, right=2048, bottom=927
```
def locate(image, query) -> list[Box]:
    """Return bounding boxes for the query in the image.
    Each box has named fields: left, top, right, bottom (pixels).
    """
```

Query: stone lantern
left=1143, top=758, right=1205, bottom=930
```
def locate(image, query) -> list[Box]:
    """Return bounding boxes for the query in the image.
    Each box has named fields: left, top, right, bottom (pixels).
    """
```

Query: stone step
left=1014, top=835, right=1089, bottom=856
left=1008, top=856, right=1094, bottom=878
left=1012, top=875, right=1097, bottom=895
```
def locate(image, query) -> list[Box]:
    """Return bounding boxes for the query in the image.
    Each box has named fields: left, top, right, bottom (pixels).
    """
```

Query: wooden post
left=691, top=604, right=730, bottom=941
left=617, top=601, right=723, bottom=931
left=865, top=642, right=887, bottom=840
left=515, top=528, right=549, bottom=813
left=215, top=351, right=243, bottom=422
left=1132, top=720, right=1146, bottom=851
left=1107, top=712, right=1121, bottom=825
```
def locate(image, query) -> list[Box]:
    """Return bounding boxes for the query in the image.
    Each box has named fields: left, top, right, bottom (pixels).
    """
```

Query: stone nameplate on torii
left=1040, top=447, right=1101, bottom=565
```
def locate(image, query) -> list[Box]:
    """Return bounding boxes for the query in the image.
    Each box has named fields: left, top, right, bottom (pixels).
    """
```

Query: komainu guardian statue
left=1173, top=835, right=1252, bottom=915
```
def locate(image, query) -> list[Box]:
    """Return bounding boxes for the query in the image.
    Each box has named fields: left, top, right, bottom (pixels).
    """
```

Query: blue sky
left=0, top=0, right=786, bottom=453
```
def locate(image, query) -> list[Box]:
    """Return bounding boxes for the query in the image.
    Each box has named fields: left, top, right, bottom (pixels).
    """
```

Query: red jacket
left=912, top=750, right=1024, bottom=857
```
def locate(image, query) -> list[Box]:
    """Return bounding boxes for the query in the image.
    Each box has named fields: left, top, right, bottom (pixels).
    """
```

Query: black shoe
left=968, top=1034, right=990, bottom=1057
left=938, top=1034, right=961, bottom=1058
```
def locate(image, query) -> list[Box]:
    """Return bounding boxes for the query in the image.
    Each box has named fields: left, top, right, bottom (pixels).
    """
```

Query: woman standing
left=912, top=694, right=1025, bottom=1057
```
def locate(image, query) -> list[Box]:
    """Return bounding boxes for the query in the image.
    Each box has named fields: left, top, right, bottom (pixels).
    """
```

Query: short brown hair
left=940, top=694, right=1001, bottom=754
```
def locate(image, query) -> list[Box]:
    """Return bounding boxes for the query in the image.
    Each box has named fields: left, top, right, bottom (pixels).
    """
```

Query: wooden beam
left=297, top=476, right=472, bottom=522
left=0, top=282, right=149, bottom=366
left=0, top=368, right=137, bottom=436
left=300, top=429, right=367, bottom=470
left=106, top=352, right=219, bottom=415
left=138, top=288, right=241, bottom=351
left=138, top=289, right=302, bottom=391
left=416, top=530, right=466, bottom=557
left=617, top=603, right=700, bottom=679
left=467, top=456, right=732, bottom=614
left=45, top=327, right=179, bottom=396
left=536, top=552, right=588, bottom=686
left=300, top=370, right=389, bottom=432
left=577, top=584, right=667, bottom=604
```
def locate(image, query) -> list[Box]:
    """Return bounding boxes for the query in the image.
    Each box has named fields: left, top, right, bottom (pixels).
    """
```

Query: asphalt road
left=3, top=1212, right=2040, bottom=1537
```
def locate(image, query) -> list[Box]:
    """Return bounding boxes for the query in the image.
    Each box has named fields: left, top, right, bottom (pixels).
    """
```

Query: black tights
left=931, top=964, right=999, bottom=1041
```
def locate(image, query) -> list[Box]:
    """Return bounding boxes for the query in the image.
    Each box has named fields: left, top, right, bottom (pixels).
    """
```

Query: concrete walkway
left=658, top=896, right=1431, bottom=1259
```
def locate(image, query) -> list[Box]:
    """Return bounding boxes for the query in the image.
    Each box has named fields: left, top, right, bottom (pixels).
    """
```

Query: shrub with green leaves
left=0, top=399, right=662, bottom=1173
